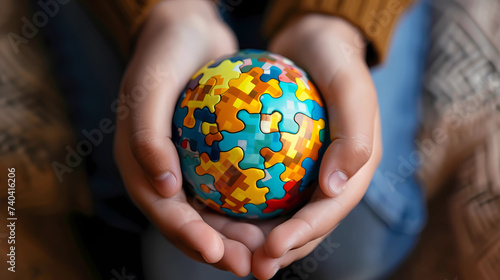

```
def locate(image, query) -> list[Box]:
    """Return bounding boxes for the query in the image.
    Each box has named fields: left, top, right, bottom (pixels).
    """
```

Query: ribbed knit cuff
left=263, top=0, right=413, bottom=65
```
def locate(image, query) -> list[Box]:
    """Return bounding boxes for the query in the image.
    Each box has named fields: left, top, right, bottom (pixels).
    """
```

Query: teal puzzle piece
left=257, top=163, right=287, bottom=200
left=218, top=110, right=283, bottom=170
left=260, top=81, right=324, bottom=134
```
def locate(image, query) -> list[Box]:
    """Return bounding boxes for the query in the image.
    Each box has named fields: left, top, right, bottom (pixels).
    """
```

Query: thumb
left=318, top=133, right=373, bottom=197
left=315, top=64, right=378, bottom=198
left=128, top=127, right=182, bottom=198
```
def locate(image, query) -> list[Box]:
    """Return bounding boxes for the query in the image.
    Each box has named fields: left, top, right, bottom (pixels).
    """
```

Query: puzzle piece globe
left=172, top=49, right=329, bottom=219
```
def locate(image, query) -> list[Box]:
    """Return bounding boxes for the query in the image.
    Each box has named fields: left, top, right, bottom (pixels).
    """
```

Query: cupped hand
left=114, top=1, right=265, bottom=276
left=251, top=15, right=383, bottom=279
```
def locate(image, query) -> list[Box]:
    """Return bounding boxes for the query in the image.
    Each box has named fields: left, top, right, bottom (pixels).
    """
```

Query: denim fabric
left=364, top=0, right=430, bottom=236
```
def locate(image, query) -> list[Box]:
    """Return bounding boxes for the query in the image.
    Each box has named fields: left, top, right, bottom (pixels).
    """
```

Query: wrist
left=134, top=0, right=236, bottom=57
left=270, top=14, right=368, bottom=64
left=147, top=1, right=221, bottom=29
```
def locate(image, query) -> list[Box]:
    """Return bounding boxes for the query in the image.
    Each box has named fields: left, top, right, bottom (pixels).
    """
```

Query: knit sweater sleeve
left=263, top=0, right=414, bottom=65
left=82, top=0, right=163, bottom=56
left=83, top=0, right=413, bottom=64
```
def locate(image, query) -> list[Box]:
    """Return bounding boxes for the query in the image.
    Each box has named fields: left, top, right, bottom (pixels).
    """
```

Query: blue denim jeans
left=47, top=0, right=431, bottom=278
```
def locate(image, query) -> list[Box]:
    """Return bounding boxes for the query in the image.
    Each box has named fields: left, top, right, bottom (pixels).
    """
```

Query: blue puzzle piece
left=260, top=82, right=308, bottom=134
left=191, top=176, right=222, bottom=203
left=194, top=106, right=216, bottom=123
left=309, top=98, right=327, bottom=122
left=260, top=66, right=282, bottom=83
left=240, top=60, right=265, bottom=73
left=172, top=95, right=188, bottom=145
left=300, top=157, right=320, bottom=191
left=260, top=81, right=327, bottom=134
left=219, top=110, right=282, bottom=170
left=257, top=163, right=287, bottom=200
left=318, top=127, right=330, bottom=149
left=221, top=202, right=284, bottom=219
left=176, top=107, right=221, bottom=161
left=172, top=94, right=219, bottom=159
left=227, top=54, right=249, bottom=64
left=179, top=152, right=201, bottom=172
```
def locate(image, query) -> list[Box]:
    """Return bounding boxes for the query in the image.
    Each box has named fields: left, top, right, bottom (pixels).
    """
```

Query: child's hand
left=114, top=1, right=264, bottom=276
left=251, top=14, right=383, bottom=279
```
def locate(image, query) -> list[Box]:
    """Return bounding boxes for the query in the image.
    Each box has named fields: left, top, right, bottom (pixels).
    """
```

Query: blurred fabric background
left=0, top=0, right=499, bottom=279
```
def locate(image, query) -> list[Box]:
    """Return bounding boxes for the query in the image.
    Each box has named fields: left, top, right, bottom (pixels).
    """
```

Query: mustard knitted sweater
left=83, top=0, right=413, bottom=64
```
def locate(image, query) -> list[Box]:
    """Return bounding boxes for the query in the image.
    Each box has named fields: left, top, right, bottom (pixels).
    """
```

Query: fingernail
left=154, top=172, right=177, bottom=196
left=329, top=170, right=348, bottom=195
left=201, top=253, right=210, bottom=263
left=272, top=266, right=280, bottom=278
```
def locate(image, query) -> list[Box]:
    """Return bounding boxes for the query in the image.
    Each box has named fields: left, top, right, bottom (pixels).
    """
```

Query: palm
left=249, top=15, right=382, bottom=279
left=114, top=1, right=259, bottom=276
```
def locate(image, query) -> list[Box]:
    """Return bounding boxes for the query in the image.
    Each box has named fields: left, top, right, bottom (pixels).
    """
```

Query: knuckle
left=348, top=134, right=372, bottom=165
left=129, top=129, right=163, bottom=164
